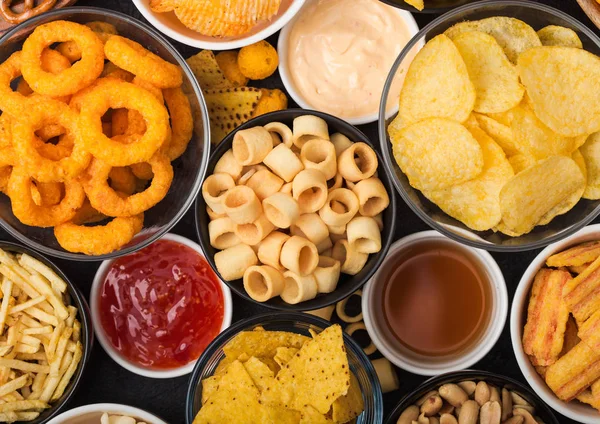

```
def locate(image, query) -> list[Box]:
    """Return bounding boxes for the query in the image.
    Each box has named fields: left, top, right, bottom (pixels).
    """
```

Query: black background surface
left=0, top=0, right=595, bottom=423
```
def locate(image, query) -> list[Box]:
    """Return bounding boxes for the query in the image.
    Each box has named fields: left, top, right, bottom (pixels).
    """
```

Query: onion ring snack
left=0, top=21, right=194, bottom=255
left=202, top=117, right=390, bottom=304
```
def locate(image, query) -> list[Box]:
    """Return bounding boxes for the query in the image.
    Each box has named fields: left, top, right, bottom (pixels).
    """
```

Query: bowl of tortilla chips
left=185, top=312, right=383, bottom=424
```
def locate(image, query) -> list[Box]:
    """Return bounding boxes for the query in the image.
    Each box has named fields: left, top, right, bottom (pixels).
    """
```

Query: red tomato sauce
left=99, top=239, right=224, bottom=369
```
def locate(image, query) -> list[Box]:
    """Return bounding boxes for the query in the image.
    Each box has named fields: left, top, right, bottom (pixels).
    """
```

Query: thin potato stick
left=0, top=411, right=17, bottom=421
left=15, top=411, right=39, bottom=421
left=19, top=336, right=40, bottom=349
left=49, top=328, right=72, bottom=376
left=14, top=344, right=38, bottom=354
left=21, top=326, right=52, bottom=335
left=28, top=372, right=46, bottom=400
left=65, top=306, right=77, bottom=328
left=0, top=375, right=28, bottom=398
left=72, top=321, right=81, bottom=343
left=0, top=346, right=12, bottom=357
left=0, top=278, right=13, bottom=336
left=0, top=359, right=49, bottom=374
left=40, top=351, right=71, bottom=402
left=24, top=308, right=58, bottom=327
left=8, top=296, right=45, bottom=315
left=18, top=255, right=67, bottom=294
left=18, top=316, right=41, bottom=329
left=0, top=400, right=48, bottom=412
left=0, top=265, right=39, bottom=300
left=15, top=353, right=46, bottom=362
left=28, top=275, right=68, bottom=320
left=46, top=322, right=64, bottom=361
left=50, top=343, right=81, bottom=402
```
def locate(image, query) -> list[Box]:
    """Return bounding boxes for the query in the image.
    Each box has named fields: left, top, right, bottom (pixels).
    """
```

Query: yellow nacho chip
left=264, top=406, right=301, bottom=424
left=537, top=25, right=583, bottom=49
left=391, top=118, right=484, bottom=191
left=243, top=356, right=276, bottom=392
left=186, top=50, right=234, bottom=90
left=300, top=406, right=333, bottom=423
left=510, top=104, right=587, bottom=160
left=581, top=132, right=600, bottom=200
left=274, top=347, right=298, bottom=368
left=201, top=375, right=220, bottom=405
left=453, top=31, right=524, bottom=114
left=497, top=156, right=585, bottom=236
left=223, top=330, right=309, bottom=359
left=517, top=46, right=600, bottom=137
left=445, top=16, right=541, bottom=64
left=398, top=34, right=475, bottom=128
left=424, top=126, right=513, bottom=231
left=260, top=325, right=350, bottom=415
left=332, top=373, right=364, bottom=423
left=403, top=0, right=424, bottom=10
left=474, top=113, right=520, bottom=156
left=203, top=87, right=262, bottom=144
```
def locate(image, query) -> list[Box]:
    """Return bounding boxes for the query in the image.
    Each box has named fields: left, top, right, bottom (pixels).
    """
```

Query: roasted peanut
left=458, top=380, right=477, bottom=396
left=510, top=392, right=531, bottom=407
left=513, top=405, right=535, bottom=415
left=502, top=417, right=524, bottom=424
left=418, top=412, right=430, bottom=424
left=512, top=408, right=537, bottom=424
left=439, top=402, right=455, bottom=415
left=397, top=405, right=420, bottom=424
left=440, top=414, right=458, bottom=424
left=421, top=395, right=443, bottom=416
left=457, top=399, right=479, bottom=424
left=417, top=390, right=439, bottom=406
left=490, top=386, right=500, bottom=403
left=501, top=388, right=513, bottom=421
left=475, top=381, right=491, bottom=406
left=430, top=418, right=440, bottom=424
left=480, top=401, right=501, bottom=424
left=439, top=384, right=469, bottom=407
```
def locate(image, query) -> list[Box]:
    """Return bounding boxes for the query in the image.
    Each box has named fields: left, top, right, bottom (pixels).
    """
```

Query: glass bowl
left=0, top=241, right=93, bottom=424
left=378, top=0, right=600, bottom=252
left=384, top=370, right=559, bottom=424
left=0, top=7, right=210, bottom=261
left=194, top=109, right=397, bottom=311
left=378, top=0, right=477, bottom=14
left=185, top=312, right=383, bottom=424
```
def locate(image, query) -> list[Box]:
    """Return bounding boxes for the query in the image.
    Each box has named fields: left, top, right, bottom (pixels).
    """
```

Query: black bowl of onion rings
left=0, top=7, right=210, bottom=261
left=194, top=109, right=397, bottom=311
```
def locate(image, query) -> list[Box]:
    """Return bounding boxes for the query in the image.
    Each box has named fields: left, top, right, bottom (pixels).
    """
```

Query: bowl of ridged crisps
left=512, top=223, right=600, bottom=424
left=132, top=0, right=306, bottom=50
left=380, top=0, right=600, bottom=251
left=0, top=8, right=210, bottom=260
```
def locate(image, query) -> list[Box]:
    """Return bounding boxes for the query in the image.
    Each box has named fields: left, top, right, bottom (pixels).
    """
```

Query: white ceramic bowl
left=131, top=0, right=306, bottom=50
left=277, top=1, right=420, bottom=125
left=363, top=231, right=508, bottom=376
left=46, top=403, right=167, bottom=424
left=511, top=223, right=600, bottom=424
left=91, top=233, right=232, bottom=379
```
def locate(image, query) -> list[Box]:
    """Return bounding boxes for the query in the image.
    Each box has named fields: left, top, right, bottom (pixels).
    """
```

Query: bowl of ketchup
left=91, top=233, right=232, bottom=378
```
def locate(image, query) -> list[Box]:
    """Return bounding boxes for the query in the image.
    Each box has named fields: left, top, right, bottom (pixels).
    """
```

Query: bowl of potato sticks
left=185, top=312, right=383, bottom=424
left=385, top=370, right=559, bottom=424
left=379, top=0, right=600, bottom=251
left=0, top=7, right=210, bottom=261
left=195, top=109, right=397, bottom=311
left=46, top=403, right=168, bottom=424
left=511, top=223, right=600, bottom=424
left=0, top=241, right=91, bottom=424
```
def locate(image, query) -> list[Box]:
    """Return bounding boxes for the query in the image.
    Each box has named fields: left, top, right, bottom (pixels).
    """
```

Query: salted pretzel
left=0, top=0, right=77, bottom=26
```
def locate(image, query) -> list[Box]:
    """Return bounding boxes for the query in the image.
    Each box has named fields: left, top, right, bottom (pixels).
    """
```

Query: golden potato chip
left=424, top=127, right=513, bottom=231
left=580, top=132, right=600, bottom=200
left=187, top=50, right=234, bottom=90
left=508, top=153, right=537, bottom=175
left=403, top=0, right=424, bottom=10
left=193, top=360, right=261, bottom=424
left=149, top=0, right=176, bottom=12
left=474, top=114, right=520, bottom=156
left=252, top=89, right=288, bottom=118
left=175, top=0, right=281, bottom=37
left=453, top=31, right=524, bottom=114
left=203, top=87, right=263, bottom=144
left=300, top=406, right=333, bottom=423
left=215, top=51, right=249, bottom=87
left=445, top=17, right=541, bottom=64
left=463, top=113, right=480, bottom=130
left=537, top=25, right=583, bottom=49
left=497, top=156, right=585, bottom=236
left=332, top=373, right=364, bottom=423
left=243, top=357, right=275, bottom=392
left=518, top=47, right=600, bottom=137
left=510, top=104, right=587, bottom=160
left=486, top=108, right=515, bottom=127
left=398, top=35, right=475, bottom=128
left=260, top=325, right=349, bottom=415
left=223, top=329, right=309, bottom=359
left=391, top=118, right=484, bottom=191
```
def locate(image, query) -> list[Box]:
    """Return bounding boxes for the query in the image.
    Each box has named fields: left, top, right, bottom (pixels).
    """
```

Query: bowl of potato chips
left=379, top=0, right=600, bottom=251
left=185, top=312, right=383, bottom=424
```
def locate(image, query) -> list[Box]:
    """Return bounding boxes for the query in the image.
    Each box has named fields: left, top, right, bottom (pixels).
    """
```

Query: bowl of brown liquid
left=362, top=230, right=508, bottom=376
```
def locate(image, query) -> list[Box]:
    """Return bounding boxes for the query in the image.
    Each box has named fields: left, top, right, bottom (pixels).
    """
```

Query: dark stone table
left=0, top=0, right=595, bottom=422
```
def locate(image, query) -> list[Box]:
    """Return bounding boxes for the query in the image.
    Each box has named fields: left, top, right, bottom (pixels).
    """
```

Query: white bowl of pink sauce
left=91, top=233, right=232, bottom=379
left=278, top=0, right=421, bottom=125
left=131, top=0, right=306, bottom=50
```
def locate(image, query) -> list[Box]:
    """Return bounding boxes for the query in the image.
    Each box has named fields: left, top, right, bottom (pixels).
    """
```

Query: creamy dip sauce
left=287, top=0, right=414, bottom=119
